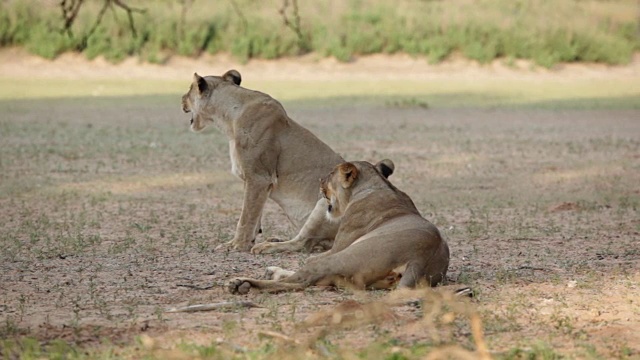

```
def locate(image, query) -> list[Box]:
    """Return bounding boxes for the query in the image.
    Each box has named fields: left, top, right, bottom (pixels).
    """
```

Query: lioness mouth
left=190, top=118, right=194, bottom=125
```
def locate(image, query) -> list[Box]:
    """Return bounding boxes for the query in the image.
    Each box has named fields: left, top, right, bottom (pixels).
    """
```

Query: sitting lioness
left=227, top=160, right=450, bottom=294
left=182, top=70, right=344, bottom=252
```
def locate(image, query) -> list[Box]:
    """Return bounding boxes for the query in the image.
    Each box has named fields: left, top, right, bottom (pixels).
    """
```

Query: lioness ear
left=375, top=159, right=395, bottom=179
left=222, top=69, right=242, bottom=86
left=338, top=163, right=359, bottom=189
left=194, top=73, right=208, bottom=93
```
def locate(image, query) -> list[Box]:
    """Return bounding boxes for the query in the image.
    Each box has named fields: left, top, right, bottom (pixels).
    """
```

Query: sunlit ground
left=1, top=77, right=639, bottom=109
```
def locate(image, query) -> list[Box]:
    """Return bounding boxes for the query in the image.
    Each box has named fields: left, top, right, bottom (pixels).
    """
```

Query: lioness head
left=181, top=69, right=242, bottom=132
left=320, top=159, right=395, bottom=221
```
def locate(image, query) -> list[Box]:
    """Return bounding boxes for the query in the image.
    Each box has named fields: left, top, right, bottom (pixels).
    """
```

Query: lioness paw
left=233, top=242, right=253, bottom=252
left=217, top=239, right=253, bottom=253
left=227, top=278, right=252, bottom=295
left=251, top=242, right=278, bottom=254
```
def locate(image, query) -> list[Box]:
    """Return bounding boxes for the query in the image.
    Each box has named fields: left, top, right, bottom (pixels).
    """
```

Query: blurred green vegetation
left=0, top=0, right=637, bottom=67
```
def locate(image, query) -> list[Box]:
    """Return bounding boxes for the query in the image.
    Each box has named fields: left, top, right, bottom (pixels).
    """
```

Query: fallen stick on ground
left=165, top=301, right=260, bottom=313
left=257, top=330, right=300, bottom=344
left=176, top=283, right=216, bottom=290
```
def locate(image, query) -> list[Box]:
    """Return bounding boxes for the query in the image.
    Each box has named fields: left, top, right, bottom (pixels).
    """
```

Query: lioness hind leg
left=227, top=278, right=306, bottom=294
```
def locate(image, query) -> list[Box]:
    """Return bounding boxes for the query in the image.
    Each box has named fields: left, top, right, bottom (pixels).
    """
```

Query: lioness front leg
left=251, top=199, right=337, bottom=254
left=225, top=179, right=271, bottom=252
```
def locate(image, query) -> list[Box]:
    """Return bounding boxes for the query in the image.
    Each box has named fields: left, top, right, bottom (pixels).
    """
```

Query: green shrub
left=456, top=24, right=503, bottom=63
left=83, top=25, right=135, bottom=63
left=0, top=0, right=636, bottom=66
left=25, top=24, right=73, bottom=59
left=0, top=10, right=11, bottom=45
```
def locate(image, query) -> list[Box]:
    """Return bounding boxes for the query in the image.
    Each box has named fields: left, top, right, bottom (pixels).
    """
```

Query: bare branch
left=112, top=0, right=146, bottom=38
left=178, top=0, right=195, bottom=39
left=279, top=0, right=309, bottom=53
left=82, top=0, right=110, bottom=46
left=228, top=0, right=248, bottom=33
left=165, top=301, right=260, bottom=313
left=68, top=0, right=146, bottom=49
left=60, top=0, right=85, bottom=37
left=176, top=283, right=215, bottom=290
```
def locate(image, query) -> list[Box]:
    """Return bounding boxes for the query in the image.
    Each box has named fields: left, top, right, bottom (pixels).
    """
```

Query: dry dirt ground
left=3, top=47, right=640, bottom=82
left=0, top=52, right=639, bottom=359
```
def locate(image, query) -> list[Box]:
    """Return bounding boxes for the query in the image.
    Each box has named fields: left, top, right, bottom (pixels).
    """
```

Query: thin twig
left=506, top=266, right=548, bottom=272
left=257, top=330, right=300, bottom=344
left=228, top=0, right=248, bottom=33
left=279, top=0, right=309, bottom=52
left=78, top=0, right=146, bottom=50
left=176, top=283, right=216, bottom=290
left=178, top=0, right=194, bottom=40
left=82, top=0, right=110, bottom=46
left=60, top=0, right=85, bottom=37
left=165, top=301, right=260, bottom=313
left=112, top=0, right=146, bottom=38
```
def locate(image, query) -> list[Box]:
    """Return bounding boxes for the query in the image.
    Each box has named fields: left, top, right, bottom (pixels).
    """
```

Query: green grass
left=0, top=0, right=638, bottom=67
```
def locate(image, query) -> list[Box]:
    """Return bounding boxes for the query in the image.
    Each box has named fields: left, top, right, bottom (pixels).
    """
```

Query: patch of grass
left=501, top=342, right=563, bottom=360
left=0, top=338, right=86, bottom=360
left=0, top=0, right=637, bottom=66
left=386, top=97, right=429, bottom=109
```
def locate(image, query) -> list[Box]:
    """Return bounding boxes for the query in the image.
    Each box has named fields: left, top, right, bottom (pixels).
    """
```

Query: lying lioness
left=227, top=160, right=450, bottom=294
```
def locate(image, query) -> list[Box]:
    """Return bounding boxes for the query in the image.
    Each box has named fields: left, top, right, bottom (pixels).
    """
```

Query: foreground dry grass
left=1, top=89, right=638, bottom=358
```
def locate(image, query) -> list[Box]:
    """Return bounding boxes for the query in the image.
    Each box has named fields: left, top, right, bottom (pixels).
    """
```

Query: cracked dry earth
left=0, top=95, right=639, bottom=357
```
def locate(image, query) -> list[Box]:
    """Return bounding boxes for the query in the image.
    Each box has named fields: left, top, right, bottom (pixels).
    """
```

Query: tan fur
left=227, top=160, right=450, bottom=294
left=182, top=70, right=343, bottom=251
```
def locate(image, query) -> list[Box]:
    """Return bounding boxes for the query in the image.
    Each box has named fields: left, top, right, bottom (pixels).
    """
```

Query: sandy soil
left=0, top=50, right=639, bottom=358
left=1, top=47, right=639, bottom=82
